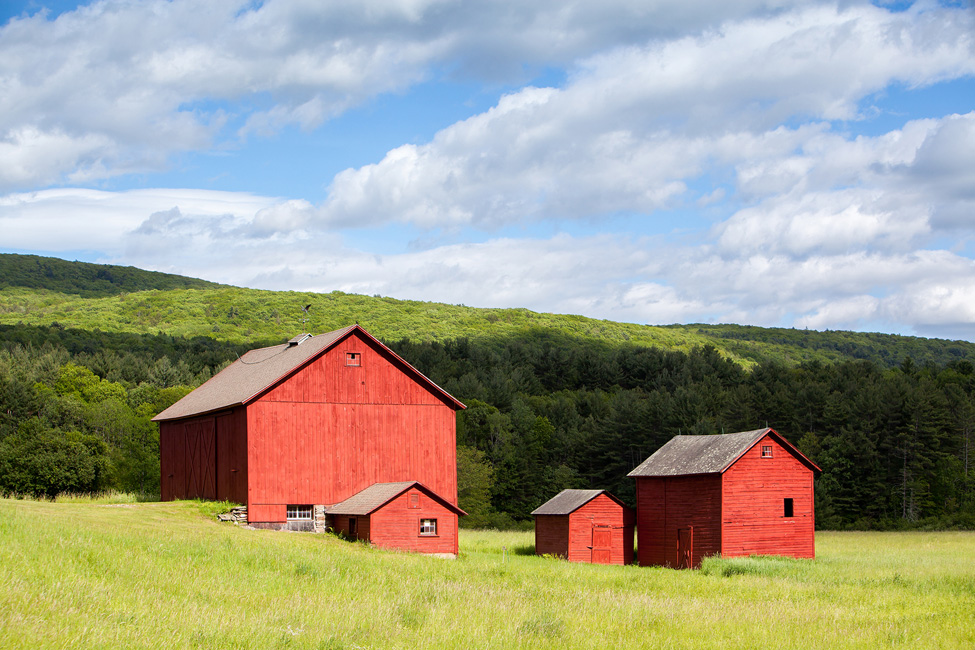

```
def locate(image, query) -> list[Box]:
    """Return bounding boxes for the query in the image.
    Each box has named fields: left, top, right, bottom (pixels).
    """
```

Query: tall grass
left=1, top=497, right=973, bottom=649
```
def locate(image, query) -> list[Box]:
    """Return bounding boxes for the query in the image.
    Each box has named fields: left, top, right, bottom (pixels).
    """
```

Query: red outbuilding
left=628, top=428, right=820, bottom=569
left=531, top=489, right=634, bottom=565
left=152, top=325, right=466, bottom=549
left=328, top=481, right=465, bottom=556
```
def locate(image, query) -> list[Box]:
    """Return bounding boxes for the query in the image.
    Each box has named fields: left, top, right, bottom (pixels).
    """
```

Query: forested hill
left=1, top=253, right=974, bottom=368
left=2, top=254, right=974, bottom=530
left=0, top=254, right=225, bottom=297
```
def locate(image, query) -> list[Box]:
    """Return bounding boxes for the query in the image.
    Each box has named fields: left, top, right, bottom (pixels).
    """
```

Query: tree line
left=1, top=324, right=973, bottom=529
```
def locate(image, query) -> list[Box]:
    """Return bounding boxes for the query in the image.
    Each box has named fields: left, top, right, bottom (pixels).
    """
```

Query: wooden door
left=677, top=526, right=693, bottom=569
left=184, top=419, right=216, bottom=500
left=591, top=526, right=613, bottom=564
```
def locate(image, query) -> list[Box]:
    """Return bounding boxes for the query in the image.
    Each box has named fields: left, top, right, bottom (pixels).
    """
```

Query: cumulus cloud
left=318, top=3, right=975, bottom=230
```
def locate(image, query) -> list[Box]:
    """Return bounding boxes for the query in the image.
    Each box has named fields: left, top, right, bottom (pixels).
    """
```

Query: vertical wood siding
left=635, top=475, right=722, bottom=568
left=161, top=409, right=248, bottom=504
left=721, top=434, right=816, bottom=559
left=570, top=495, right=634, bottom=565
left=246, top=331, right=459, bottom=520
left=534, top=515, right=569, bottom=558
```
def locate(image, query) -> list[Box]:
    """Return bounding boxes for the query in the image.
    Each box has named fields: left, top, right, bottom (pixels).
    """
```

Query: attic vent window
left=761, top=445, right=773, bottom=458
left=346, top=352, right=361, bottom=367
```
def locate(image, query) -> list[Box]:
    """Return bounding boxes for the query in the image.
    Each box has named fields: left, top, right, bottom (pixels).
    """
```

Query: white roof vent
left=287, top=333, right=313, bottom=347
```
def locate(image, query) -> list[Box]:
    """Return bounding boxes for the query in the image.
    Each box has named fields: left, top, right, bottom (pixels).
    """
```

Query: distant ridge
left=0, top=253, right=226, bottom=298
left=1, top=253, right=973, bottom=369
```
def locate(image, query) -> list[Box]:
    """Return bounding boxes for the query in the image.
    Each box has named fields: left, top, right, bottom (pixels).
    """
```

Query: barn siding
left=246, top=332, right=458, bottom=514
left=721, top=434, right=816, bottom=559
left=569, top=495, right=634, bottom=565
left=534, top=515, right=570, bottom=558
left=635, top=474, right=721, bottom=568
left=215, top=408, right=248, bottom=505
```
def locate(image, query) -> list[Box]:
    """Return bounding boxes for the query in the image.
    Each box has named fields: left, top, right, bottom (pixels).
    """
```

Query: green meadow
left=1, top=498, right=973, bottom=649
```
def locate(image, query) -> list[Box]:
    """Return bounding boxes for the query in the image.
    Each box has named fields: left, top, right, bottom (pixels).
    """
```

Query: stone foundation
left=216, top=505, right=333, bottom=533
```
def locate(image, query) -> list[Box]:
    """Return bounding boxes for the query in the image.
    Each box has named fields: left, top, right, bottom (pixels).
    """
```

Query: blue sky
left=1, top=0, right=974, bottom=340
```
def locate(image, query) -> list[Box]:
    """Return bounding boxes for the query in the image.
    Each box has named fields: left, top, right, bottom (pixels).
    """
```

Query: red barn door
left=591, top=525, right=612, bottom=564
left=677, top=526, right=693, bottom=569
left=183, top=418, right=216, bottom=500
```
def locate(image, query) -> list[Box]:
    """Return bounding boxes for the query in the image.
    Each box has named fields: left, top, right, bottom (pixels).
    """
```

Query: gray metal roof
left=531, top=489, right=624, bottom=515
left=627, top=428, right=773, bottom=477
left=326, top=481, right=466, bottom=516
left=153, top=324, right=464, bottom=422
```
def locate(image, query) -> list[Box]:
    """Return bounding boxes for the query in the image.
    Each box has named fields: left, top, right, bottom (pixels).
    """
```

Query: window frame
left=419, top=518, right=438, bottom=536
left=761, top=445, right=773, bottom=458
left=287, top=504, right=313, bottom=521
left=346, top=352, right=361, bottom=367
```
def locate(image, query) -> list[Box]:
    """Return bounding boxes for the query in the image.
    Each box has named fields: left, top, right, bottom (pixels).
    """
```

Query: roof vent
left=287, top=333, right=313, bottom=347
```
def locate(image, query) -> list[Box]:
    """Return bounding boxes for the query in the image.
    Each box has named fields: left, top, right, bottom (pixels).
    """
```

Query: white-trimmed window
left=419, top=518, right=438, bottom=536
left=761, top=445, right=773, bottom=458
left=287, top=504, right=312, bottom=521
left=346, top=352, right=361, bottom=367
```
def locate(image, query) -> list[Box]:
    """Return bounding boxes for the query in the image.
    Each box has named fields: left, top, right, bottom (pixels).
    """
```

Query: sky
left=1, top=1, right=974, bottom=341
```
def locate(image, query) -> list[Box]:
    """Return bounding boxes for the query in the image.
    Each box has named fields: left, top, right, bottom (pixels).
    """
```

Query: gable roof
left=627, top=428, right=821, bottom=477
left=531, top=489, right=629, bottom=516
left=326, top=481, right=466, bottom=516
left=153, top=324, right=465, bottom=422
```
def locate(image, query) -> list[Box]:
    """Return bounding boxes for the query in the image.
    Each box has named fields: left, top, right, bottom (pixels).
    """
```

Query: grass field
left=1, top=497, right=973, bottom=649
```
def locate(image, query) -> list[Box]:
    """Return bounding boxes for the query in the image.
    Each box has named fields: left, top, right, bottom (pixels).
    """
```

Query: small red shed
left=328, top=481, right=465, bottom=556
left=531, top=489, right=634, bottom=565
left=628, top=428, right=820, bottom=568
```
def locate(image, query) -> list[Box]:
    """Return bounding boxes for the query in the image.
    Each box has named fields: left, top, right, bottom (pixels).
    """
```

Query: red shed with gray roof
left=628, top=428, right=820, bottom=568
left=532, top=489, right=634, bottom=565
left=153, top=325, right=465, bottom=542
left=329, top=481, right=465, bottom=555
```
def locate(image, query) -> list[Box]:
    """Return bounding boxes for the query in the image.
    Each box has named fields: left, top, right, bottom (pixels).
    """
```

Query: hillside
left=2, top=254, right=975, bottom=529
left=1, top=253, right=973, bottom=368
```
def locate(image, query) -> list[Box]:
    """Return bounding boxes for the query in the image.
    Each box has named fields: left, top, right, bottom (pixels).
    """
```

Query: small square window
left=346, top=352, right=361, bottom=366
left=784, top=498, right=794, bottom=518
left=419, top=518, right=437, bottom=536
left=287, top=504, right=312, bottom=521
left=761, top=445, right=773, bottom=458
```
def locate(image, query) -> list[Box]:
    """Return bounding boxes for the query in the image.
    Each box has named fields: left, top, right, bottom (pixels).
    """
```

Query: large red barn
left=152, top=325, right=465, bottom=550
left=628, top=428, right=820, bottom=568
left=532, top=489, right=634, bottom=565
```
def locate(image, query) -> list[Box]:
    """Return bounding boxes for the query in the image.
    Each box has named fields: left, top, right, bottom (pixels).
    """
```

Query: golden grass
left=1, top=498, right=973, bottom=649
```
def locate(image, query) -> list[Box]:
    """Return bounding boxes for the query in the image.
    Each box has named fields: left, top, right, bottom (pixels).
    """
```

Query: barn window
left=346, top=352, right=361, bottom=366
left=349, top=517, right=357, bottom=537
left=419, top=518, right=438, bottom=536
left=287, top=504, right=312, bottom=521
left=408, top=492, right=420, bottom=509
left=784, top=498, right=794, bottom=518
left=761, top=445, right=773, bottom=458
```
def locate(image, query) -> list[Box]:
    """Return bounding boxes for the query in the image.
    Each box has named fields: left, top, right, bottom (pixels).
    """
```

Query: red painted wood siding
left=534, top=515, right=569, bottom=558
left=340, top=491, right=458, bottom=554
left=534, top=496, right=634, bottom=565
left=721, top=434, right=816, bottom=559
left=569, top=495, right=634, bottom=565
left=159, top=417, right=215, bottom=501
left=635, top=474, right=722, bottom=568
left=160, top=410, right=247, bottom=504
left=246, top=331, right=459, bottom=518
